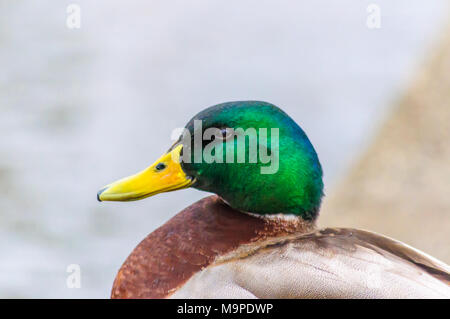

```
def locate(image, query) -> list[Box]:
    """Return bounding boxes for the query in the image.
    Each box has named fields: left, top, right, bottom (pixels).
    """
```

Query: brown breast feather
left=110, top=195, right=313, bottom=299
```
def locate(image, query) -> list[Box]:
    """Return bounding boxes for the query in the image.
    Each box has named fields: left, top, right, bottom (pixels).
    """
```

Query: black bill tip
left=97, top=187, right=108, bottom=202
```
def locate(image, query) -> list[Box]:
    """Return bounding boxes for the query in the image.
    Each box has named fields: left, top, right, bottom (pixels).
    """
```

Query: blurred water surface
left=0, top=1, right=447, bottom=297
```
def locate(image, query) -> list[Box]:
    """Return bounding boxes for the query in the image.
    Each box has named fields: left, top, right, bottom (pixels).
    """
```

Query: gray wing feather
left=171, top=228, right=450, bottom=298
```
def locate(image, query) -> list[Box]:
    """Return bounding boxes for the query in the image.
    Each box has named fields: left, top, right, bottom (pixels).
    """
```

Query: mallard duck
left=98, top=101, right=450, bottom=298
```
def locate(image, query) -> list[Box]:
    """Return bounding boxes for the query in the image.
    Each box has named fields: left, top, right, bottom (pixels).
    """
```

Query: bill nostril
left=155, top=163, right=166, bottom=171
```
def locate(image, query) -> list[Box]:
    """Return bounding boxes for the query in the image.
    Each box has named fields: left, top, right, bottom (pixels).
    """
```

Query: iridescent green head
left=98, top=101, right=324, bottom=221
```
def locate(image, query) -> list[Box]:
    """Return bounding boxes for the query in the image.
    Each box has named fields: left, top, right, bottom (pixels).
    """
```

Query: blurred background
left=0, top=1, right=449, bottom=298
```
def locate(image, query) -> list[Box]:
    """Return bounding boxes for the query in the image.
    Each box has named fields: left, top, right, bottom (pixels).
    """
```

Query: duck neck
left=219, top=196, right=316, bottom=234
left=245, top=211, right=316, bottom=234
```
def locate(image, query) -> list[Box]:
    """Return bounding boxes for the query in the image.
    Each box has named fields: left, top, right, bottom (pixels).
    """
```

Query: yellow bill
left=97, top=145, right=193, bottom=202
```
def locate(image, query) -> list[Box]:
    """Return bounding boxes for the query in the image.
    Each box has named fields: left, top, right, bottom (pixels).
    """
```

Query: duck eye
left=155, top=163, right=166, bottom=171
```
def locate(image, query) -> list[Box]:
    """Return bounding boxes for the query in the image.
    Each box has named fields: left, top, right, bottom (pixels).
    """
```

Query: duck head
left=98, top=101, right=323, bottom=220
